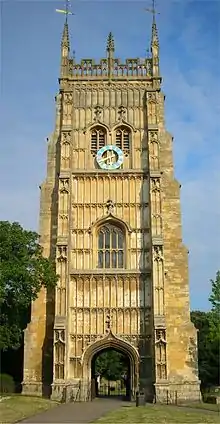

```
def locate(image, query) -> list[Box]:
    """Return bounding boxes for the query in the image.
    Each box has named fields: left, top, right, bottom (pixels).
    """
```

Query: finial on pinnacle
left=106, top=32, right=115, bottom=52
left=144, top=0, right=160, bottom=47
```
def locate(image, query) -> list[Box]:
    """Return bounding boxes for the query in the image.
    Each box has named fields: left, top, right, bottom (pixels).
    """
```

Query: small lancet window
left=97, top=224, right=125, bottom=269
left=91, top=126, right=106, bottom=155
left=115, top=126, right=131, bottom=153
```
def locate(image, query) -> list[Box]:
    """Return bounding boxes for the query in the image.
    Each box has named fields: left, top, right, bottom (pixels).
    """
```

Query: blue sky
left=1, top=0, right=220, bottom=311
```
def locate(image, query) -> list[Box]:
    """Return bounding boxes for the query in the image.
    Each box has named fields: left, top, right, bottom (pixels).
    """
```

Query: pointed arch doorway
left=82, top=331, right=139, bottom=401
left=91, top=347, right=131, bottom=399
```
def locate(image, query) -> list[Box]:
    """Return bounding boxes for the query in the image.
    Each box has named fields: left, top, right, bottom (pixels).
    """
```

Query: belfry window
left=97, top=224, right=125, bottom=269
left=91, top=126, right=106, bottom=155
left=115, top=126, right=130, bottom=153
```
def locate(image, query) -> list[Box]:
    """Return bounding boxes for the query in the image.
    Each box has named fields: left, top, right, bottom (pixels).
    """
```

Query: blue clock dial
left=96, top=145, right=123, bottom=170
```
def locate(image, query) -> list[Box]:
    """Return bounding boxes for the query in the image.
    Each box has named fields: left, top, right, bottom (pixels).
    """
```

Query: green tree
left=191, top=311, right=217, bottom=388
left=95, top=350, right=128, bottom=381
left=191, top=272, right=220, bottom=389
left=209, top=270, right=220, bottom=344
left=0, top=221, right=57, bottom=351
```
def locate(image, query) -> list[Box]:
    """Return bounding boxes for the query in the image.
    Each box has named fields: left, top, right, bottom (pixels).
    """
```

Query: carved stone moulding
left=64, top=81, right=153, bottom=90
left=148, top=130, right=158, bottom=142
left=61, top=125, right=72, bottom=131
left=71, top=202, right=148, bottom=208
left=69, top=269, right=151, bottom=276
left=72, top=170, right=148, bottom=179
left=148, top=124, right=159, bottom=130
left=54, top=316, right=66, bottom=328
left=61, top=131, right=72, bottom=142
left=146, top=92, right=157, bottom=102
left=56, top=244, right=68, bottom=260
left=150, top=171, right=162, bottom=178
left=57, top=237, right=68, bottom=245
left=70, top=306, right=151, bottom=312
left=154, top=315, right=166, bottom=329
left=152, top=237, right=163, bottom=246
left=59, top=171, right=70, bottom=179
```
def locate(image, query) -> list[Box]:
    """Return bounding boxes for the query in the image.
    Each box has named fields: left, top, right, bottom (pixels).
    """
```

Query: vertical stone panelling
left=63, top=93, right=72, bottom=126
left=149, top=131, right=160, bottom=171
left=152, top=246, right=165, bottom=316
left=67, top=81, right=153, bottom=401
left=117, top=278, right=124, bottom=308
left=60, top=131, right=71, bottom=170
left=150, top=178, right=162, bottom=237
left=56, top=246, right=67, bottom=316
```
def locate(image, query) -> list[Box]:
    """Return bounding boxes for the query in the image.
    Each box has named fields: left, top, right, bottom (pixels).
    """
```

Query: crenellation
left=69, top=57, right=152, bottom=80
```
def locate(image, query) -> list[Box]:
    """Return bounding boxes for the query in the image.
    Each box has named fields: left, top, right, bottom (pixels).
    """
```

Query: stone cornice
left=70, top=269, right=151, bottom=276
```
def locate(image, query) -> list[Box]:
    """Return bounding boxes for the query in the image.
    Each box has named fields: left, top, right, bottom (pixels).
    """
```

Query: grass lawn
left=0, top=395, right=58, bottom=423
left=95, top=404, right=220, bottom=423
left=182, top=402, right=220, bottom=412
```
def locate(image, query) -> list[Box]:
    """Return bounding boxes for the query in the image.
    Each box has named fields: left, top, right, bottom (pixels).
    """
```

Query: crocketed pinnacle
left=151, top=16, right=159, bottom=47
left=61, top=22, right=70, bottom=49
left=106, top=32, right=115, bottom=52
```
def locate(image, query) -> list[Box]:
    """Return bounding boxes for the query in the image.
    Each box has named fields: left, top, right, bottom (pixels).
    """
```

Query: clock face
left=96, top=145, right=123, bottom=170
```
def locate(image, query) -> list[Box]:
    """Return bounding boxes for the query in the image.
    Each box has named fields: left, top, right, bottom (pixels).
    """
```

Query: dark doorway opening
left=91, top=348, right=131, bottom=401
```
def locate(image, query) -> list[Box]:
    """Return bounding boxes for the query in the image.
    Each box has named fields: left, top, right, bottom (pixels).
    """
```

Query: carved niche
left=94, top=105, right=103, bottom=121
left=153, top=245, right=164, bottom=316
left=58, top=178, right=69, bottom=237
left=59, top=178, right=69, bottom=212
left=60, top=131, right=71, bottom=169
left=150, top=178, right=162, bottom=237
left=55, top=93, right=62, bottom=129
left=148, top=131, right=159, bottom=171
left=155, top=329, right=167, bottom=380
left=54, top=329, right=65, bottom=380
left=147, top=92, right=157, bottom=125
left=56, top=245, right=68, bottom=316
left=63, top=93, right=73, bottom=125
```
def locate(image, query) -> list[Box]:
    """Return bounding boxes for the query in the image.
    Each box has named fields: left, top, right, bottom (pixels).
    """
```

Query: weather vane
left=56, top=0, right=74, bottom=22
left=144, top=0, right=160, bottom=19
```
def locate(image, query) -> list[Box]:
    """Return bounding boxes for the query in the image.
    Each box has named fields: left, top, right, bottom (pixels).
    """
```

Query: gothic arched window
left=97, top=224, right=125, bottom=269
left=115, top=126, right=131, bottom=154
left=91, top=126, right=106, bottom=155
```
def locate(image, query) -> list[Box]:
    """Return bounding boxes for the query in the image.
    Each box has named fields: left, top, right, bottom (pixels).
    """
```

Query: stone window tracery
left=97, top=224, right=125, bottom=269
left=91, top=126, right=106, bottom=155
left=115, top=126, right=131, bottom=154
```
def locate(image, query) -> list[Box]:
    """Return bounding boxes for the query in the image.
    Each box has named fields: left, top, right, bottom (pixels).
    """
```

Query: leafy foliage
left=95, top=349, right=128, bottom=381
left=191, top=270, right=220, bottom=389
left=208, top=271, right=220, bottom=345
left=0, top=373, right=15, bottom=393
left=0, top=221, right=57, bottom=351
left=191, top=311, right=216, bottom=387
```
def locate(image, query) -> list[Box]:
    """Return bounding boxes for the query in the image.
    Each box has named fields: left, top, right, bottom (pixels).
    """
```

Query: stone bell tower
left=22, top=13, right=201, bottom=403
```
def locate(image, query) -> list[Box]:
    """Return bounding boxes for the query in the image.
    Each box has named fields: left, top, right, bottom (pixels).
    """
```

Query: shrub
left=0, top=374, right=15, bottom=393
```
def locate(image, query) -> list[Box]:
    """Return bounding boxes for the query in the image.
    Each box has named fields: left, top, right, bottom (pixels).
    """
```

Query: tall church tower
left=22, top=14, right=201, bottom=403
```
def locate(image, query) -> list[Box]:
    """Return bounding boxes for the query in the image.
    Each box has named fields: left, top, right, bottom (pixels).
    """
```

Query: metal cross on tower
left=56, top=0, right=75, bottom=22
left=144, top=0, right=160, bottom=20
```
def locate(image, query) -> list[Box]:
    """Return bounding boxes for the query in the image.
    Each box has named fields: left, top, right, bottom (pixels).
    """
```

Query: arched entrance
left=82, top=331, right=139, bottom=401
left=91, top=347, right=131, bottom=399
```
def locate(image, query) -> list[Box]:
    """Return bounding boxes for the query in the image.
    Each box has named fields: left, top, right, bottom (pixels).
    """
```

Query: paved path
left=20, top=399, right=219, bottom=423
left=21, top=398, right=131, bottom=423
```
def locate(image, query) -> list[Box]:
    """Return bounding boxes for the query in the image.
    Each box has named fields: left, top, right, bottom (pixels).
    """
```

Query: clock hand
left=99, top=153, right=115, bottom=163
